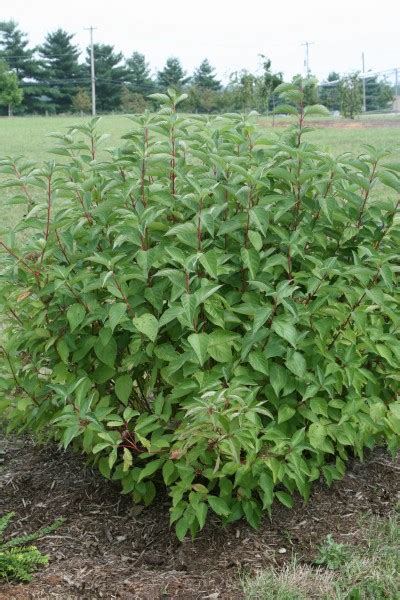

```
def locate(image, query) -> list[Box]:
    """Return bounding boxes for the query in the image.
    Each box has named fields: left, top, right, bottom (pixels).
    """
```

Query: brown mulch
left=0, top=433, right=399, bottom=600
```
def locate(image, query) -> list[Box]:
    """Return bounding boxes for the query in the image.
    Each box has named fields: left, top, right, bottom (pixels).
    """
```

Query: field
left=1, top=113, right=400, bottom=161
left=1, top=114, right=400, bottom=600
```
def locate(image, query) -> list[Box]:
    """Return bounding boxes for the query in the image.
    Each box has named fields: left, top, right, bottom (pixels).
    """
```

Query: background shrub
left=0, top=83, right=399, bottom=539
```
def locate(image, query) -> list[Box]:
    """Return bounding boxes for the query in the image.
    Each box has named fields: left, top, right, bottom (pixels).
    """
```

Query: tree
left=125, top=51, right=154, bottom=95
left=319, top=71, right=340, bottom=111
left=186, top=85, right=221, bottom=113
left=0, top=21, right=39, bottom=113
left=72, top=88, right=91, bottom=115
left=86, top=44, right=127, bottom=112
left=192, top=59, right=221, bottom=90
left=120, top=87, right=147, bottom=113
left=364, top=75, right=393, bottom=111
left=339, top=73, right=362, bottom=119
left=256, top=56, right=283, bottom=113
left=157, top=57, right=189, bottom=90
left=37, top=29, right=82, bottom=113
left=0, top=60, right=23, bottom=115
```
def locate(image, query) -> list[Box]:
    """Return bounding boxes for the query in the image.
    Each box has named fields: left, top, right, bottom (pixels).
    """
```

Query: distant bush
left=1, top=83, right=400, bottom=540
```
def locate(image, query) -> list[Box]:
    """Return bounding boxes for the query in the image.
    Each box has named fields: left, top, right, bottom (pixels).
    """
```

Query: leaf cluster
left=1, top=82, right=400, bottom=539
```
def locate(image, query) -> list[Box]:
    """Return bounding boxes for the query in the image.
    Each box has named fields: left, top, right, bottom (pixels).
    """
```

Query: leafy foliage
left=339, top=73, right=363, bottom=119
left=0, top=59, right=23, bottom=115
left=0, top=512, right=63, bottom=582
left=314, top=534, right=350, bottom=570
left=1, top=81, right=400, bottom=540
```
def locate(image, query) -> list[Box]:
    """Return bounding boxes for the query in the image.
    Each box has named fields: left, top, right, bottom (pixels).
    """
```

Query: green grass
left=1, top=114, right=399, bottom=161
left=243, top=511, right=400, bottom=600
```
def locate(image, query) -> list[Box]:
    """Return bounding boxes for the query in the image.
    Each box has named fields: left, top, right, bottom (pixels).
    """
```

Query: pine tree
left=0, top=21, right=38, bottom=113
left=125, top=51, right=154, bottom=95
left=319, top=71, right=340, bottom=111
left=85, top=44, right=127, bottom=112
left=157, top=57, right=189, bottom=90
left=192, top=59, right=221, bottom=90
left=37, top=29, right=82, bottom=113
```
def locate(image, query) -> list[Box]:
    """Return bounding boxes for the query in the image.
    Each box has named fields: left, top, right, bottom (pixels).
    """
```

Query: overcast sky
left=3, top=0, right=400, bottom=81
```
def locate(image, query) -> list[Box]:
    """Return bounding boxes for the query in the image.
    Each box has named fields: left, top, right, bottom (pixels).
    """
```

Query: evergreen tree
left=192, top=59, right=221, bottom=90
left=364, top=75, right=393, bottom=111
left=319, top=71, right=340, bottom=111
left=86, top=44, right=127, bottom=112
left=0, top=60, right=23, bottom=115
left=157, top=57, right=189, bottom=90
left=125, top=51, right=154, bottom=94
left=0, top=21, right=39, bottom=113
left=37, top=29, right=82, bottom=113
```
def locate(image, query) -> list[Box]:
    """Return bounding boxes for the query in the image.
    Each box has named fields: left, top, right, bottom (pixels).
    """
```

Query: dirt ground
left=0, top=433, right=399, bottom=600
left=260, top=116, right=400, bottom=129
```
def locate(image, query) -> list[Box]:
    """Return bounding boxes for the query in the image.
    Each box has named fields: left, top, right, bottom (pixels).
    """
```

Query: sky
left=3, top=0, right=400, bottom=82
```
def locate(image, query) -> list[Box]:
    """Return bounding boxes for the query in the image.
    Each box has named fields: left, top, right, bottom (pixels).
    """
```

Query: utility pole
left=85, top=26, right=97, bottom=116
left=362, top=52, right=367, bottom=113
left=395, top=68, right=398, bottom=113
left=301, top=41, right=314, bottom=77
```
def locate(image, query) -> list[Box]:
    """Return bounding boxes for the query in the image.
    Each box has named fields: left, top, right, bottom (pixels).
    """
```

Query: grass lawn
left=1, top=113, right=399, bottom=160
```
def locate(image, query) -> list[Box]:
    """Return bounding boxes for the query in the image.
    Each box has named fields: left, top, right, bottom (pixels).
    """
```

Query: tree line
left=0, top=20, right=395, bottom=116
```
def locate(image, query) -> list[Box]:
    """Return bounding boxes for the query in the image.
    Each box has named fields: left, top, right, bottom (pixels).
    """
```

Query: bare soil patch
left=0, top=433, right=399, bottom=600
left=260, top=117, right=400, bottom=129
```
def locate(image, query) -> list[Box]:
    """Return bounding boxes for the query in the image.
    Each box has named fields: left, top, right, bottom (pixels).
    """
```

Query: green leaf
left=109, top=303, right=128, bottom=332
left=199, top=250, right=218, bottom=278
left=248, top=230, right=263, bottom=252
left=272, top=319, right=298, bottom=348
left=207, top=496, right=230, bottom=517
left=132, top=313, right=159, bottom=342
left=378, top=170, right=400, bottom=192
left=308, top=423, right=327, bottom=450
left=278, top=405, right=296, bottom=424
left=115, top=374, right=133, bottom=405
left=285, top=351, right=306, bottom=378
left=67, top=303, right=86, bottom=332
left=162, top=460, right=175, bottom=485
left=207, top=331, right=233, bottom=363
left=241, top=247, right=260, bottom=279
left=175, top=517, right=189, bottom=541
left=275, top=491, right=293, bottom=508
left=123, top=447, right=132, bottom=471
left=57, top=339, right=69, bottom=364
left=269, top=363, right=287, bottom=397
left=94, top=337, right=117, bottom=368
left=137, top=458, right=164, bottom=482
left=188, top=333, right=209, bottom=366
left=248, top=350, right=269, bottom=375
left=195, top=502, right=208, bottom=529
left=259, top=472, right=274, bottom=509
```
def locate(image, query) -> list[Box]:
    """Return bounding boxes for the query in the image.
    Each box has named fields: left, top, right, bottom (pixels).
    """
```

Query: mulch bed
left=0, top=433, right=399, bottom=600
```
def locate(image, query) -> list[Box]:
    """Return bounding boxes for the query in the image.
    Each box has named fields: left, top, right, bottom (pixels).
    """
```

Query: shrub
left=0, top=512, right=63, bottom=582
left=0, top=84, right=400, bottom=540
